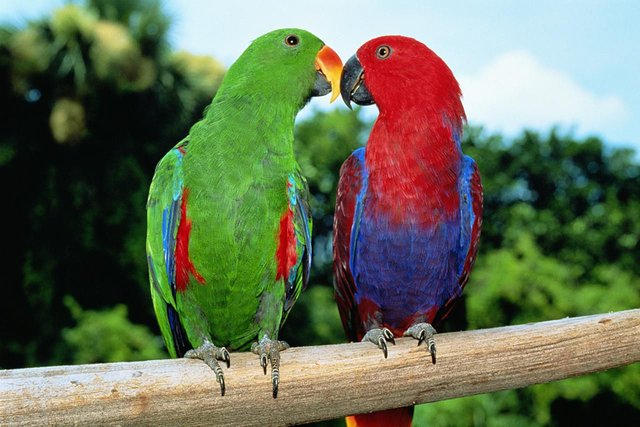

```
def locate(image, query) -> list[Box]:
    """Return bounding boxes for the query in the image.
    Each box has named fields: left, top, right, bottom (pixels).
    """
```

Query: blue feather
left=457, top=155, right=477, bottom=277
left=160, top=148, right=184, bottom=296
left=349, top=148, right=368, bottom=276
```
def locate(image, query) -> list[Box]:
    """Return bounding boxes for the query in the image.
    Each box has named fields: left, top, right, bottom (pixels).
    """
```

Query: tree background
left=1, top=1, right=638, bottom=425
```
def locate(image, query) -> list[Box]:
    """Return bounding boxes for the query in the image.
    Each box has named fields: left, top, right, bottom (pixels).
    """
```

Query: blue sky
left=2, top=0, right=639, bottom=150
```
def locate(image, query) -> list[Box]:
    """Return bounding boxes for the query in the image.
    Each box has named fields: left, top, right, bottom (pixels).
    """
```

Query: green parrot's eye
left=376, top=45, right=392, bottom=59
left=285, top=35, right=300, bottom=47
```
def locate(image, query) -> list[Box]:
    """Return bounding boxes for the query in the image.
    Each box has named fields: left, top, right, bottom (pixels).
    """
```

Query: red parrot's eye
left=285, top=35, right=299, bottom=47
left=376, top=45, right=392, bottom=59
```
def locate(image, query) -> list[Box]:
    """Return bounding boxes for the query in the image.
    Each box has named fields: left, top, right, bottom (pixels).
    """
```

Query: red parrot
left=334, top=36, right=483, bottom=426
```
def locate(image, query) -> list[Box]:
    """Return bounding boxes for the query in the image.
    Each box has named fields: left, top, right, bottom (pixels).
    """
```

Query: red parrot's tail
left=345, top=406, right=414, bottom=427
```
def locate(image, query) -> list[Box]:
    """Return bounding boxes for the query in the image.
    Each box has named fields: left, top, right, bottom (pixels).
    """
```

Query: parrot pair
left=146, top=27, right=482, bottom=427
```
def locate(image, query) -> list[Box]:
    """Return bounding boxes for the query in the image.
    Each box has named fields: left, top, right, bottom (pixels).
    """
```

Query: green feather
left=147, top=29, right=322, bottom=355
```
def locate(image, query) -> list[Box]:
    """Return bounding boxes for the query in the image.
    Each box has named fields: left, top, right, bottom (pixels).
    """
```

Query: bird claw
left=184, top=341, right=230, bottom=396
left=220, top=347, right=231, bottom=368
left=251, top=335, right=290, bottom=398
left=362, top=328, right=396, bottom=358
left=404, top=322, right=437, bottom=364
left=260, top=353, right=268, bottom=375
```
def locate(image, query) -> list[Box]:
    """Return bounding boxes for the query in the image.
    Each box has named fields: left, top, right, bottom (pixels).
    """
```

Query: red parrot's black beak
left=340, top=55, right=374, bottom=109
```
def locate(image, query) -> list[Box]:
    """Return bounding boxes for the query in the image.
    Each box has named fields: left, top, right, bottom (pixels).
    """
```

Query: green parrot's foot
left=251, top=335, right=290, bottom=398
left=184, top=341, right=231, bottom=396
left=362, top=328, right=395, bottom=359
left=404, top=322, right=437, bottom=364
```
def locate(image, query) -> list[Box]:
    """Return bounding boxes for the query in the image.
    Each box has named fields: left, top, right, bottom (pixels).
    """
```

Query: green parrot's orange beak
left=315, top=45, right=343, bottom=103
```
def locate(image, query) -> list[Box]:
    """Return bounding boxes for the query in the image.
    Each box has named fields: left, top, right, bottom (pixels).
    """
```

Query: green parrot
left=146, top=28, right=342, bottom=397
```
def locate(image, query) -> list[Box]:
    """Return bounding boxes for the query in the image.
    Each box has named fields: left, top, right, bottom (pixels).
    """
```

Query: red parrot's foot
left=184, top=341, right=230, bottom=396
left=251, top=335, right=290, bottom=398
left=404, top=322, right=437, bottom=364
left=362, top=327, right=395, bottom=358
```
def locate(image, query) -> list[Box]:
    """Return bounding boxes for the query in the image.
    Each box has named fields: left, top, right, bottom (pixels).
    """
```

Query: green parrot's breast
left=177, top=141, right=294, bottom=351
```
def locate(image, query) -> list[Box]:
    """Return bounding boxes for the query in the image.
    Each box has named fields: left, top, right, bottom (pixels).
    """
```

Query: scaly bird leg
left=362, top=328, right=395, bottom=358
left=184, top=341, right=231, bottom=396
left=404, top=322, right=437, bottom=364
left=251, top=334, right=290, bottom=398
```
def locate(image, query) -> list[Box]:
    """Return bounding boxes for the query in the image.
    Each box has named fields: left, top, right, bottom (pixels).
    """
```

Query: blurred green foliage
left=0, top=1, right=638, bottom=426
left=62, top=296, right=166, bottom=364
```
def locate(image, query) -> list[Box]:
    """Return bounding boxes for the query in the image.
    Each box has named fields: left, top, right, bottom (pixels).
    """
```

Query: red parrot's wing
left=333, top=148, right=367, bottom=342
left=435, top=155, right=483, bottom=324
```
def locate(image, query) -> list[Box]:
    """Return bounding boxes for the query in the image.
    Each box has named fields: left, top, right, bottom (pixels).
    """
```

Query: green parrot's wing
left=146, top=139, right=191, bottom=357
left=282, top=169, right=313, bottom=322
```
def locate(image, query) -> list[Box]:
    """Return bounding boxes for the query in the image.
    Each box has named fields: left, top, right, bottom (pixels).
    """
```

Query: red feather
left=175, top=188, right=205, bottom=292
left=275, top=208, right=297, bottom=281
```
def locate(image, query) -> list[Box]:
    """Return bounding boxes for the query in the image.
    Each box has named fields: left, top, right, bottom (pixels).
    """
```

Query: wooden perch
left=1, top=309, right=639, bottom=426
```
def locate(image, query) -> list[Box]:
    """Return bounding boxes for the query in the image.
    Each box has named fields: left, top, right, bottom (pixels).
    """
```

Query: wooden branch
left=1, top=309, right=639, bottom=426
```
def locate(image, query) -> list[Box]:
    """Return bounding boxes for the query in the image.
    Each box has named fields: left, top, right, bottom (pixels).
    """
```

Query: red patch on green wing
left=175, top=188, right=205, bottom=292
left=276, top=208, right=297, bottom=281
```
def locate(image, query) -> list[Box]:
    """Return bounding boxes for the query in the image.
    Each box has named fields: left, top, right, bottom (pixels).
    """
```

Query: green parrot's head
left=218, top=28, right=343, bottom=109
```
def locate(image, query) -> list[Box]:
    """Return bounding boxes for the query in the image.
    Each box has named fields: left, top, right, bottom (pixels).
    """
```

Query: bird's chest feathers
left=364, top=134, right=461, bottom=227
left=355, top=123, right=463, bottom=275
left=179, top=145, right=296, bottom=286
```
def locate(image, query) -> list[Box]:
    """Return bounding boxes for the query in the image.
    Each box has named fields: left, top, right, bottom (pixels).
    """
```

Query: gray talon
left=252, top=335, right=290, bottom=398
left=218, top=374, right=225, bottom=395
left=384, top=328, right=396, bottom=344
left=221, top=348, right=231, bottom=368
left=379, top=337, right=388, bottom=358
left=362, top=328, right=396, bottom=359
left=184, top=341, right=230, bottom=396
left=404, top=323, right=437, bottom=364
